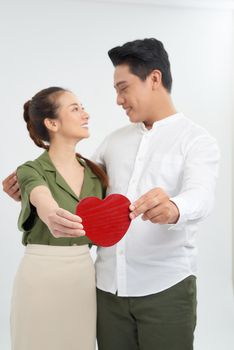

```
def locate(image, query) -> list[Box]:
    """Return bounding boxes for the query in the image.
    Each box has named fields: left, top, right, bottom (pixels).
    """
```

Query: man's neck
left=143, top=92, right=177, bottom=129
left=144, top=107, right=177, bottom=129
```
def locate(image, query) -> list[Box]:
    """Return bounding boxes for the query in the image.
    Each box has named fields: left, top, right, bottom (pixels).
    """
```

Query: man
left=3, top=38, right=219, bottom=350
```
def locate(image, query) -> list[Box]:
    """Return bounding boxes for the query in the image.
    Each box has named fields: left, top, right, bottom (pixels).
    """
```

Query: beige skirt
left=10, top=244, right=96, bottom=350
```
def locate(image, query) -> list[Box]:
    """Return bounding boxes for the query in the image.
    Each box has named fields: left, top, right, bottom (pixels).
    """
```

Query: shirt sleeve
left=17, top=163, right=48, bottom=232
left=169, top=134, right=220, bottom=229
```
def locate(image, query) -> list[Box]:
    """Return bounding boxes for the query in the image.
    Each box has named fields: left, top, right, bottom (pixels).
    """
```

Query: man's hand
left=129, top=188, right=179, bottom=224
left=46, top=208, right=85, bottom=238
left=2, top=171, right=21, bottom=201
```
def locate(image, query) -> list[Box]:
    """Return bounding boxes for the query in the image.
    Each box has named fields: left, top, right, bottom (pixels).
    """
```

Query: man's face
left=114, top=64, right=154, bottom=124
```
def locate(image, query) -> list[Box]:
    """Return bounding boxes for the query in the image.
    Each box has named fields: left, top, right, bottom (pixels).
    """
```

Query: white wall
left=232, top=8, right=234, bottom=295
left=0, top=0, right=233, bottom=349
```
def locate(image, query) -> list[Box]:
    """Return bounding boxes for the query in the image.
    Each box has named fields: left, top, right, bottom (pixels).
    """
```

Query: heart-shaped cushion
left=76, top=194, right=131, bottom=247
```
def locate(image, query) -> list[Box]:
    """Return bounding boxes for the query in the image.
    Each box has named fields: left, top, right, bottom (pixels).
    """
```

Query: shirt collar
left=36, top=150, right=97, bottom=178
left=36, top=150, right=98, bottom=201
left=138, top=112, right=184, bottom=133
left=36, top=150, right=55, bottom=171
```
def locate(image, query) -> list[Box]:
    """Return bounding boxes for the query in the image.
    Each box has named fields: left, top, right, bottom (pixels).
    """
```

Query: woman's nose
left=82, top=110, right=90, bottom=119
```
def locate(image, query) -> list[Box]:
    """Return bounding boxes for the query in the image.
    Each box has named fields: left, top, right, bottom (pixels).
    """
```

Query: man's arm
left=2, top=171, right=21, bottom=201
left=130, top=134, right=220, bottom=226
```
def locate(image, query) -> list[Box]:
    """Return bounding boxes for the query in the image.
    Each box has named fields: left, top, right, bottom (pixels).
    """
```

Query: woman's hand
left=46, top=207, right=85, bottom=238
left=2, top=171, right=21, bottom=201
left=30, top=186, right=85, bottom=238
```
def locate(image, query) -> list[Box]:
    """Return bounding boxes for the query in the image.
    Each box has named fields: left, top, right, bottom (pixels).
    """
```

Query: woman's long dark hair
left=23, top=86, right=108, bottom=188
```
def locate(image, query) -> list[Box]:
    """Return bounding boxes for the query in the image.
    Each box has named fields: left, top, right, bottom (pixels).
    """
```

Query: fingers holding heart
left=129, top=188, right=166, bottom=219
left=129, top=188, right=180, bottom=224
left=47, top=208, right=85, bottom=238
left=142, top=204, right=171, bottom=224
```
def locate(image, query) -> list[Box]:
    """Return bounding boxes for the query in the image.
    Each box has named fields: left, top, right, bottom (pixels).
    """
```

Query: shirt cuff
left=167, top=197, right=188, bottom=231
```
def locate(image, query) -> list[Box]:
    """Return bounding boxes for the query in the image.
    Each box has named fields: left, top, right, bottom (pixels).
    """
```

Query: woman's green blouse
left=17, top=151, right=105, bottom=246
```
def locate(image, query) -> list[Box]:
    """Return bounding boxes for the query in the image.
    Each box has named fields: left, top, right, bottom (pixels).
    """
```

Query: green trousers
left=97, top=276, right=197, bottom=350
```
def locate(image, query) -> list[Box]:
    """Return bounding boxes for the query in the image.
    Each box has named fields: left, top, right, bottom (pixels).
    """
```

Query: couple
left=3, top=38, right=220, bottom=350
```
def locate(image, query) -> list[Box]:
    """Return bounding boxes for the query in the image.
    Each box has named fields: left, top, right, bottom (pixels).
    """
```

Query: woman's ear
left=151, top=69, right=162, bottom=90
left=44, top=118, right=59, bottom=132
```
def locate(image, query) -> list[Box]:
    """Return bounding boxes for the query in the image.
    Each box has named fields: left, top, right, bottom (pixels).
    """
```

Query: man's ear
left=44, top=118, right=58, bottom=132
left=151, top=69, right=162, bottom=90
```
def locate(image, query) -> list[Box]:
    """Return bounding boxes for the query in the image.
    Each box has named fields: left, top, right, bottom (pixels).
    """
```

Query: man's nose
left=116, top=94, right=124, bottom=106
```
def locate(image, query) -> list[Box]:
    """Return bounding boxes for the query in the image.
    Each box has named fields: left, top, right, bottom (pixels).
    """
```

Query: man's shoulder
left=93, top=124, right=137, bottom=161
left=107, top=123, right=136, bottom=137
left=179, top=115, right=215, bottom=140
left=103, top=124, right=138, bottom=144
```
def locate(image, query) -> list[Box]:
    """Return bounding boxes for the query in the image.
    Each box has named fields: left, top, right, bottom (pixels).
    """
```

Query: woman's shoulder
left=17, top=152, right=47, bottom=176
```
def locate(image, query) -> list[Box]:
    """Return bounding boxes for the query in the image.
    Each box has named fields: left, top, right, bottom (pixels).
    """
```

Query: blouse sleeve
left=17, top=163, right=48, bottom=232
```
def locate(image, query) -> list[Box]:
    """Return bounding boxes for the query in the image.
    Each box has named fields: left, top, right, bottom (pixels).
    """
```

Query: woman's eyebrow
left=69, top=103, right=79, bottom=107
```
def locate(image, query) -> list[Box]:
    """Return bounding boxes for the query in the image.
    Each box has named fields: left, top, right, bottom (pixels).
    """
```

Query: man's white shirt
left=92, top=113, right=220, bottom=297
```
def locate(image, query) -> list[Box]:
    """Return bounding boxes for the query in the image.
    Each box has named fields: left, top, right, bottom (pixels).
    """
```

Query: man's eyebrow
left=69, top=103, right=79, bottom=107
left=114, top=81, right=127, bottom=89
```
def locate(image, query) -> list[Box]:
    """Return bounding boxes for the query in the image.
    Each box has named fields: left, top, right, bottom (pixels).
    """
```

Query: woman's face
left=52, top=91, right=90, bottom=142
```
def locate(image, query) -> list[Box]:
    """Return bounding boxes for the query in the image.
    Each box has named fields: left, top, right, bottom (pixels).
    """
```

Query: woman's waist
left=22, top=226, right=92, bottom=247
left=24, top=243, right=90, bottom=257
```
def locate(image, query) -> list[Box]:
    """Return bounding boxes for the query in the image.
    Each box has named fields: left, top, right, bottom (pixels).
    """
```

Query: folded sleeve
left=17, top=163, right=48, bottom=232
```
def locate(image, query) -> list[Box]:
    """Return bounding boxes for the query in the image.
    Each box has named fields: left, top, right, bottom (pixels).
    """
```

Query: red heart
left=76, top=194, right=131, bottom=247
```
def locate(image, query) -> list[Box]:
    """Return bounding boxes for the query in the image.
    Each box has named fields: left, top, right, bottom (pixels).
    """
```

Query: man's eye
left=73, top=107, right=79, bottom=111
left=120, top=86, right=127, bottom=93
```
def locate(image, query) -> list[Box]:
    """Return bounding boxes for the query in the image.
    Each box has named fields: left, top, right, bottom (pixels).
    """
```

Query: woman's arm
left=30, top=185, right=85, bottom=238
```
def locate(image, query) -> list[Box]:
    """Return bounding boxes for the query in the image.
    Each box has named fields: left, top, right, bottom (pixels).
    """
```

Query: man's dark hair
left=108, top=38, right=172, bottom=93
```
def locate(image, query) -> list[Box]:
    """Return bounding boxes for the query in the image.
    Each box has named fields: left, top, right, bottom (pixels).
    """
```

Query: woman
left=11, top=87, right=108, bottom=350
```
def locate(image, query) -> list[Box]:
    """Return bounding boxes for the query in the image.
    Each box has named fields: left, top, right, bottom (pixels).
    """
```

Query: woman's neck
left=48, top=140, right=78, bottom=167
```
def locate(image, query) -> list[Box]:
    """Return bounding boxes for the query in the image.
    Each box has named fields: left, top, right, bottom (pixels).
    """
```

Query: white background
left=0, top=0, right=233, bottom=349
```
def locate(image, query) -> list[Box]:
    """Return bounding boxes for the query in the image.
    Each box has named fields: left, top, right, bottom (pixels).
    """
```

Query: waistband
left=24, top=244, right=90, bottom=257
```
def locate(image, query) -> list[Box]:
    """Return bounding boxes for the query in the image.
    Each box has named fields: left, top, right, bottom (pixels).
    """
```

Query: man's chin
left=128, top=114, right=142, bottom=123
left=128, top=118, right=137, bottom=123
